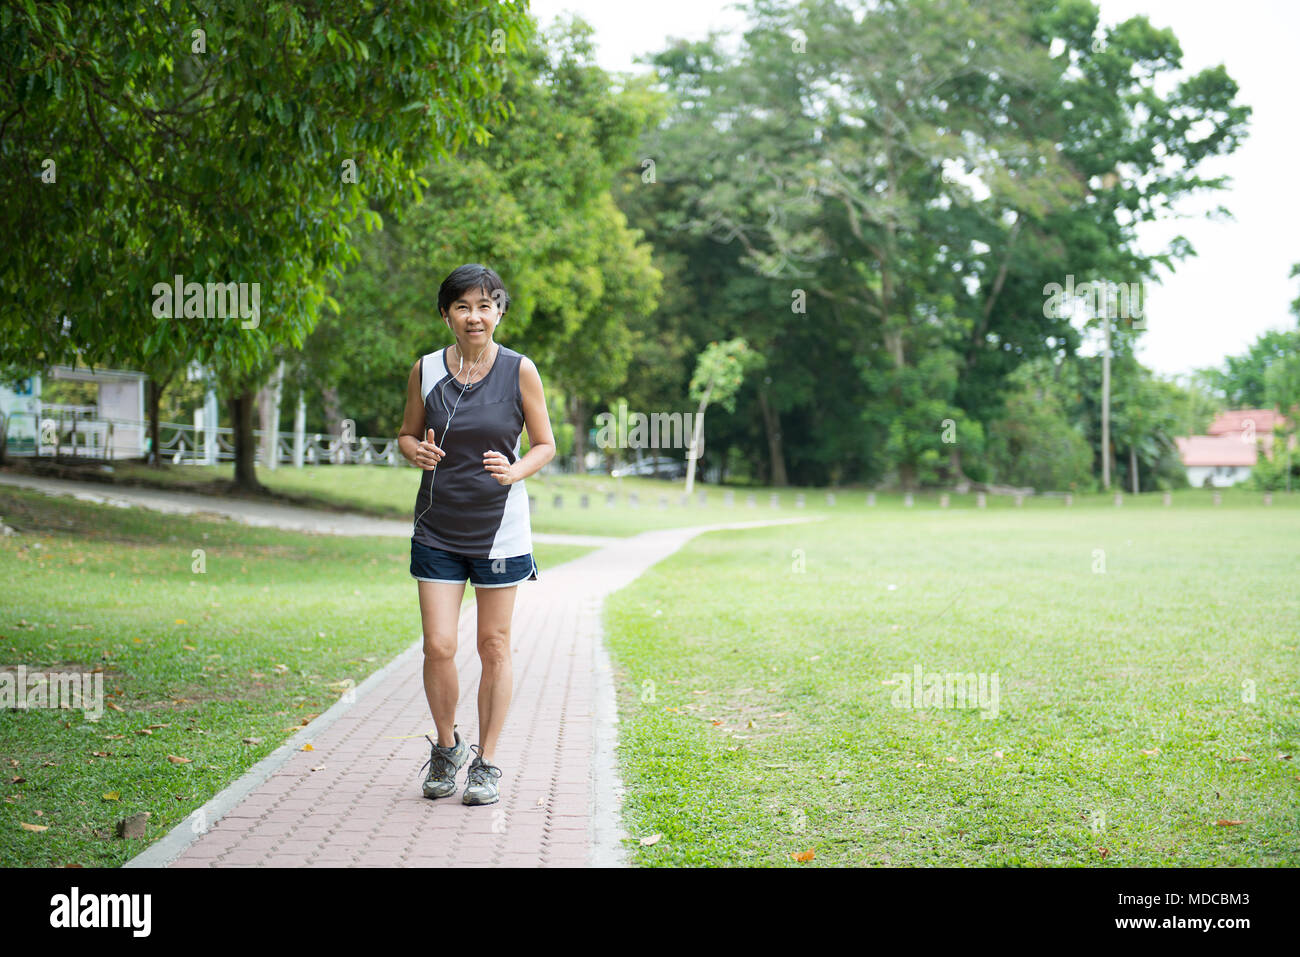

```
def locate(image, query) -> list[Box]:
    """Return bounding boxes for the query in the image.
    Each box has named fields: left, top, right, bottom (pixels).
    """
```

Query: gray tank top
left=411, top=344, right=533, bottom=558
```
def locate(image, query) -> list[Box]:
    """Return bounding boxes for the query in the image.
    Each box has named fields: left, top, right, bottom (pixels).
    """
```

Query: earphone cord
left=413, top=343, right=493, bottom=532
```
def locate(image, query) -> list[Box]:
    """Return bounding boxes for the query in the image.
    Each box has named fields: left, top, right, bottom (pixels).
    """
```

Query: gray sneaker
left=462, top=744, right=502, bottom=806
left=420, top=728, right=470, bottom=799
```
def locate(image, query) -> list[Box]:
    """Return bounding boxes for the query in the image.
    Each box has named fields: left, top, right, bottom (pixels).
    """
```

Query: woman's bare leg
left=417, top=580, right=466, bottom=747
left=472, top=584, right=518, bottom=762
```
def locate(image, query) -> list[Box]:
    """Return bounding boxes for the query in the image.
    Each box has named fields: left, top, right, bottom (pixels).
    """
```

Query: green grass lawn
left=0, top=485, right=592, bottom=867
left=604, top=496, right=1300, bottom=867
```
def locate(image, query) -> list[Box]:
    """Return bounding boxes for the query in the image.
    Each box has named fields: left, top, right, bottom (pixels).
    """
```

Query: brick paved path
left=121, top=517, right=818, bottom=868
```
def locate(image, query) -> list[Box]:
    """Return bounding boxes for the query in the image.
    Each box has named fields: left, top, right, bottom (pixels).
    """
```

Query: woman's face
left=443, top=286, right=501, bottom=345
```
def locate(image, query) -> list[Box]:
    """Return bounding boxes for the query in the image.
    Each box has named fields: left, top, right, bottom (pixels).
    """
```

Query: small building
left=1176, top=408, right=1294, bottom=487
left=0, top=365, right=148, bottom=458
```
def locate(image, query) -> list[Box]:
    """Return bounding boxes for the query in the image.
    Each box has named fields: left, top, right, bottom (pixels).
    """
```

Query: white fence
left=0, top=410, right=406, bottom=466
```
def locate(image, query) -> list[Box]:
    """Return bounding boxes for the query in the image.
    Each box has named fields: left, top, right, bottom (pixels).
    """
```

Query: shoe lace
left=419, top=733, right=457, bottom=780
left=466, top=744, right=501, bottom=789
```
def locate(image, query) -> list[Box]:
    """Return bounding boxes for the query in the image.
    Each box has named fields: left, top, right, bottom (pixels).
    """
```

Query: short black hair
left=437, top=264, right=511, bottom=320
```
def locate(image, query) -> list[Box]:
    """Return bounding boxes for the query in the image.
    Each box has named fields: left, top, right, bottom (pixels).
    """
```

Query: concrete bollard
left=770, top=493, right=779, bottom=508
left=903, top=493, right=913, bottom=507
left=678, top=493, right=689, bottom=506
left=976, top=492, right=986, bottom=508
left=867, top=492, right=876, bottom=507
left=724, top=490, right=735, bottom=507
left=1163, top=492, right=1172, bottom=507
left=606, top=492, right=616, bottom=507
left=698, top=489, right=708, bottom=505
left=553, top=494, right=563, bottom=509
left=1264, top=492, right=1273, bottom=506
left=1014, top=493, right=1023, bottom=507
left=659, top=495, right=668, bottom=510
left=826, top=492, right=836, bottom=506
left=580, top=493, right=589, bottom=509
left=939, top=493, right=949, bottom=508
left=745, top=494, right=756, bottom=508
left=629, top=492, right=639, bottom=509
left=1113, top=493, right=1123, bottom=507
left=795, top=493, right=805, bottom=508
left=1213, top=491, right=1221, bottom=506
left=1064, top=493, right=1073, bottom=506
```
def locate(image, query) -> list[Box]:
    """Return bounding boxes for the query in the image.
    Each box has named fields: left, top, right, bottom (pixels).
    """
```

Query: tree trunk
left=228, top=390, right=263, bottom=491
left=898, top=462, right=918, bottom=492
left=1130, top=444, right=1139, bottom=494
left=321, top=386, right=344, bottom=438
left=147, top=378, right=164, bottom=467
left=684, top=378, right=713, bottom=497
left=756, top=385, right=788, bottom=487
left=569, top=394, right=587, bottom=470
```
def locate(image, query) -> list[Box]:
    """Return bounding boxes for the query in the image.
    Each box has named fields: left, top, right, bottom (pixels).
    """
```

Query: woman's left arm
left=483, top=357, right=555, bottom=485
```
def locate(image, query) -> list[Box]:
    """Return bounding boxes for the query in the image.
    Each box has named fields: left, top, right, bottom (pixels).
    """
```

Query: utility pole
left=1101, top=314, right=1111, bottom=491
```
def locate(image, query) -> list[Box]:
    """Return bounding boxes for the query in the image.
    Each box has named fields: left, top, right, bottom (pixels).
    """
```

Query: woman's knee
left=423, top=631, right=457, bottom=662
left=477, top=628, right=510, bottom=667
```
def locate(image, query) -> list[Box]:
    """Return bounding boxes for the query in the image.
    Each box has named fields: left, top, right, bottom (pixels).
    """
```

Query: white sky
left=527, top=0, right=1300, bottom=378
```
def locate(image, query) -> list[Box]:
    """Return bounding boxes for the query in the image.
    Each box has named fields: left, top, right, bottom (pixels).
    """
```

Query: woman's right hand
left=416, top=428, right=445, bottom=469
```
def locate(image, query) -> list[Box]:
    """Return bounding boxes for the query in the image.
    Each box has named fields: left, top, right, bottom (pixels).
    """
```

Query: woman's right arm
left=398, top=359, right=442, bottom=468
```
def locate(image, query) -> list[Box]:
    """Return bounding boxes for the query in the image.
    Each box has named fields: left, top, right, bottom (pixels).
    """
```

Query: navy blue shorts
left=410, top=539, right=538, bottom=588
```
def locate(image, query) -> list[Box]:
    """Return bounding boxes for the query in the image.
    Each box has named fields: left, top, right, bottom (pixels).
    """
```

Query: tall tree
left=2, top=0, right=532, bottom=488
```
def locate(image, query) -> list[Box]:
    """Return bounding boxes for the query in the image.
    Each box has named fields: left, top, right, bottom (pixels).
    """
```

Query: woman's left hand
left=483, top=450, right=519, bottom=486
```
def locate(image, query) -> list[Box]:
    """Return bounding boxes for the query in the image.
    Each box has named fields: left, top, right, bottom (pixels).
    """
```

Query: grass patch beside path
left=0, top=486, right=592, bottom=867
left=604, top=503, right=1300, bottom=867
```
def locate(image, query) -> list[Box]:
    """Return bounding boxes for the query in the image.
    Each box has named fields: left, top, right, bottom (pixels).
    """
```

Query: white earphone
left=412, top=319, right=495, bottom=532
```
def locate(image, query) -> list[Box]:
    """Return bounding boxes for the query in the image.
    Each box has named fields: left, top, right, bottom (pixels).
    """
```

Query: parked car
left=610, top=456, right=688, bottom=479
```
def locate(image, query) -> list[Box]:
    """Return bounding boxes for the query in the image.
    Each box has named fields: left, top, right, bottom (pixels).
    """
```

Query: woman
left=398, top=264, right=555, bottom=806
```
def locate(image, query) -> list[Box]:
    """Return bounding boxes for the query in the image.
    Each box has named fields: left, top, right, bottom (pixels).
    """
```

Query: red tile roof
left=1176, top=435, right=1257, bottom=467
left=1207, top=408, right=1290, bottom=437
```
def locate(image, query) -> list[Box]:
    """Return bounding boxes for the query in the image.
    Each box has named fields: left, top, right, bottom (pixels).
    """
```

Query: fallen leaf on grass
left=104, top=734, right=124, bottom=740
left=182, top=645, right=196, bottom=652
left=91, top=751, right=111, bottom=758
left=20, top=822, right=49, bottom=832
left=102, top=792, right=120, bottom=802
left=1097, top=847, right=1110, bottom=859
left=241, top=737, right=262, bottom=745
left=1226, top=756, right=1252, bottom=763
left=135, top=729, right=152, bottom=736
left=11, top=776, right=25, bottom=784
left=166, top=755, right=191, bottom=764
left=1140, top=748, right=1160, bottom=756
left=1214, top=819, right=1245, bottom=827
left=791, top=848, right=815, bottom=863
left=711, top=719, right=723, bottom=727
left=106, top=702, right=123, bottom=712
left=639, top=833, right=662, bottom=846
